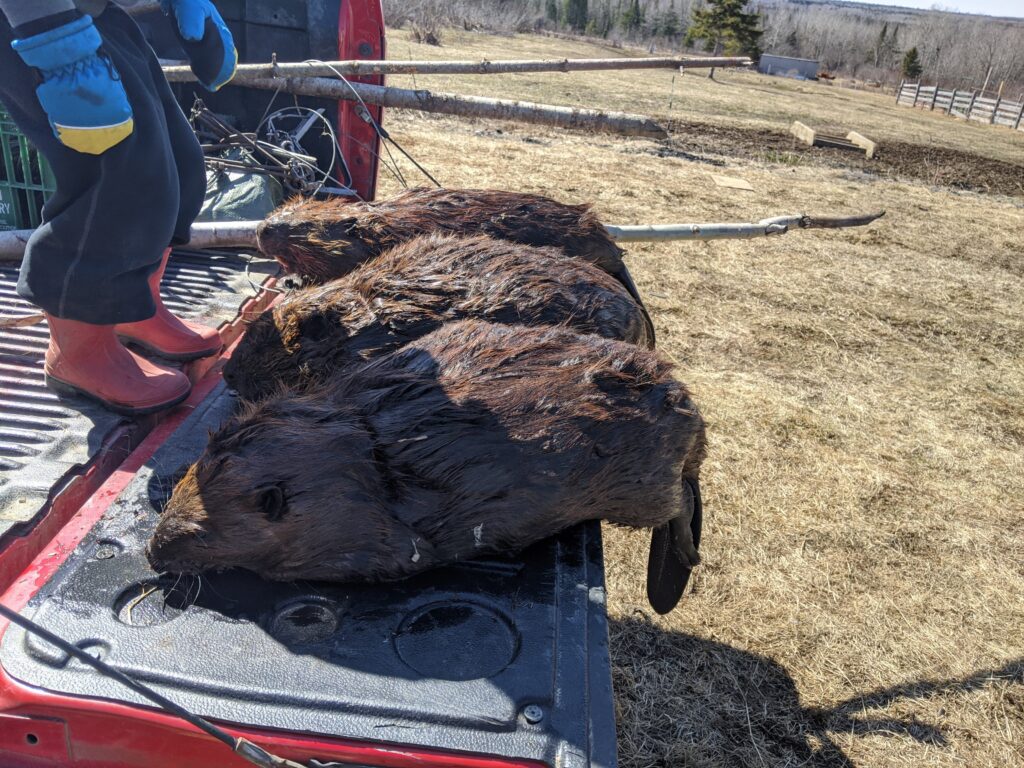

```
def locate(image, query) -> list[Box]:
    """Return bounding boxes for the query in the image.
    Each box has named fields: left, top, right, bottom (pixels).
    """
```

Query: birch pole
left=162, top=56, right=751, bottom=81
left=238, top=76, right=669, bottom=138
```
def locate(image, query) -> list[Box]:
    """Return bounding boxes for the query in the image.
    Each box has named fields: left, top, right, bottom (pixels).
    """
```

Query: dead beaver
left=150, top=320, right=706, bottom=614
left=256, top=187, right=655, bottom=341
left=224, top=232, right=653, bottom=402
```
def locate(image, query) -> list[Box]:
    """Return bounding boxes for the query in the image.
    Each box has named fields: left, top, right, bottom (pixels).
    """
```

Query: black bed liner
left=0, top=381, right=618, bottom=767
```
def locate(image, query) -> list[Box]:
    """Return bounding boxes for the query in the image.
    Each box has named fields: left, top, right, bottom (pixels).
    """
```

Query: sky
left=840, top=0, right=1024, bottom=17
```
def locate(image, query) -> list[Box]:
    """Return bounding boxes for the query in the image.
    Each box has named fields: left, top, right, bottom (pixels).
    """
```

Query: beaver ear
left=258, top=483, right=288, bottom=522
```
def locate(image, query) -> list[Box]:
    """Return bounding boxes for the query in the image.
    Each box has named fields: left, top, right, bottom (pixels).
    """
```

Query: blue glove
left=161, top=0, right=237, bottom=92
left=11, top=15, right=134, bottom=155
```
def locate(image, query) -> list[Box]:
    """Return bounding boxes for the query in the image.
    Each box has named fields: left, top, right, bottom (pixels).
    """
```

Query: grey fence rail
left=896, top=80, right=1024, bottom=131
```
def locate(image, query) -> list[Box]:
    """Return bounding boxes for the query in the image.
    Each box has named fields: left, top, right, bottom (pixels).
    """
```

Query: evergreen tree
left=870, top=22, right=900, bottom=68
left=546, top=0, right=560, bottom=23
left=901, top=46, right=922, bottom=79
left=563, top=0, right=589, bottom=30
left=657, top=7, right=682, bottom=37
left=871, top=23, right=888, bottom=67
left=685, top=0, right=762, bottom=60
left=587, top=0, right=615, bottom=37
left=620, top=0, right=644, bottom=32
left=784, top=29, right=799, bottom=54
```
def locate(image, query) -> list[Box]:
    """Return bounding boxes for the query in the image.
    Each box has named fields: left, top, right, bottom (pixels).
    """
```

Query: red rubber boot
left=44, top=316, right=192, bottom=415
left=115, top=249, right=223, bottom=361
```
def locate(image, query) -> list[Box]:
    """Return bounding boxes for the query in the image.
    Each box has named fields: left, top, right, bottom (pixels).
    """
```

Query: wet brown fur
left=258, top=187, right=628, bottom=283
left=224, top=233, right=653, bottom=402
left=149, top=320, right=706, bottom=584
left=257, top=188, right=655, bottom=341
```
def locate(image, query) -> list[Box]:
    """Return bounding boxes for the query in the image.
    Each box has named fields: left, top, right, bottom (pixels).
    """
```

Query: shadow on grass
left=610, top=613, right=1023, bottom=767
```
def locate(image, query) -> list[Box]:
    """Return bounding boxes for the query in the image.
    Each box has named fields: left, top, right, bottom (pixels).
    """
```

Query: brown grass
left=379, top=28, right=1024, bottom=768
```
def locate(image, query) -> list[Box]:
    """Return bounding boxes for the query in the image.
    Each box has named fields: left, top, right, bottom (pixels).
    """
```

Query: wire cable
left=256, top=106, right=347, bottom=196
left=0, top=599, right=309, bottom=767
left=303, top=59, right=442, bottom=189
left=378, top=126, right=442, bottom=188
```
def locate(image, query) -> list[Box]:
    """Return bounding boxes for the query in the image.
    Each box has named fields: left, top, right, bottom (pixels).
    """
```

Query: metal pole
left=605, top=211, right=884, bottom=242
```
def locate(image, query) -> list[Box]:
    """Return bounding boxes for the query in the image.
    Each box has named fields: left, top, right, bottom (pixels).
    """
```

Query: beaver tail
left=646, top=476, right=702, bottom=614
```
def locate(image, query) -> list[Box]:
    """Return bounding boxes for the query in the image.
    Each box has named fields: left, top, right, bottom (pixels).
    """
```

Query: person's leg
left=0, top=12, right=182, bottom=324
left=0, top=10, right=190, bottom=412
left=98, top=6, right=221, bottom=360
left=141, top=10, right=206, bottom=246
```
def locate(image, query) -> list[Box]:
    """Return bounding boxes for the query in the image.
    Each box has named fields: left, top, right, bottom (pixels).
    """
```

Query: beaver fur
left=257, top=187, right=655, bottom=341
left=224, top=233, right=653, bottom=402
left=149, top=320, right=706, bottom=612
left=260, top=187, right=626, bottom=282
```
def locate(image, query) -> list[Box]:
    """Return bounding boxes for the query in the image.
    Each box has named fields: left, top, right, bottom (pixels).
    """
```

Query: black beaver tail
left=646, top=476, right=703, bottom=614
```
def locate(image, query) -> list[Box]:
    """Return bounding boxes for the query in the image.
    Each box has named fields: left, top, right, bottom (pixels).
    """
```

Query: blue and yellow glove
left=11, top=15, right=134, bottom=155
left=161, top=0, right=237, bottom=92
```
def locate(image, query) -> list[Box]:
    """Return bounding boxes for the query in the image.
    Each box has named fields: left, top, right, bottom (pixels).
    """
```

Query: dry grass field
left=376, top=28, right=1024, bottom=768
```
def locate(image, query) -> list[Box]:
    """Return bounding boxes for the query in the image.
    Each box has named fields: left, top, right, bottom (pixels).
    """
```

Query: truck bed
left=0, top=253, right=616, bottom=768
left=0, top=251, right=261, bottom=538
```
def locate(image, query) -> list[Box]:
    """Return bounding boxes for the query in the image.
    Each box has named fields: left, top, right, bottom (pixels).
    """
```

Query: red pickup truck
left=0, top=3, right=617, bottom=766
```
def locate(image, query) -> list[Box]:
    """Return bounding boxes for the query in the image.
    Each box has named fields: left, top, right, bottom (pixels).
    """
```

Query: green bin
left=0, top=107, right=56, bottom=231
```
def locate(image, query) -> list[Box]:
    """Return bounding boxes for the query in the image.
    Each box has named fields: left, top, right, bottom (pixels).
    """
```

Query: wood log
left=0, top=212, right=885, bottom=261
left=0, top=222, right=260, bottom=261
left=846, top=131, right=876, bottom=159
left=239, top=76, right=668, bottom=138
left=162, top=57, right=751, bottom=81
left=790, top=121, right=816, bottom=147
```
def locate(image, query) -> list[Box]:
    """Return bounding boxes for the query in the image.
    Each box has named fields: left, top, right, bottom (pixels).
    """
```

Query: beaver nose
left=145, top=537, right=175, bottom=574
left=147, top=512, right=208, bottom=570
left=256, top=221, right=288, bottom=255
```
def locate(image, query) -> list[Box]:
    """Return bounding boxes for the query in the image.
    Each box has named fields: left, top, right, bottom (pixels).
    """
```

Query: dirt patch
left=659, top=119, right=1024, bottom=197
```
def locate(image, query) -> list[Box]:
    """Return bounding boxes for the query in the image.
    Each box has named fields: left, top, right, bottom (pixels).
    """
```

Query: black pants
left=0, top=5, right=205, bottom=324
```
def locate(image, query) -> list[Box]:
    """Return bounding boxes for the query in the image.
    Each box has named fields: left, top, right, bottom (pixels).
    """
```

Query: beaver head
left=146, top=392, right=424, bottom=582
left=223, top=287, right=356, bottom=401
left=257, top=196, right=376, bottom=283
left=221, top=309, right=292, bottom=398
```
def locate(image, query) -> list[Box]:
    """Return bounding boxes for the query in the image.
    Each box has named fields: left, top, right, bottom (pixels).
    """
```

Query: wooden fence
left=896, top=80, right=1024, bottom=132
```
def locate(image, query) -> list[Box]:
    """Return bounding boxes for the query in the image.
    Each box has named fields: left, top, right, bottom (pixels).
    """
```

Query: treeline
left=759, top=1, right=1024, bottom=93
left=382, top=0, right=1024, bottom=93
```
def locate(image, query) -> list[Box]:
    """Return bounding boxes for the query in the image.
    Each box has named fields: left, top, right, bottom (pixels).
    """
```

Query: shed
left=758, top=54, right=819, bottom=80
